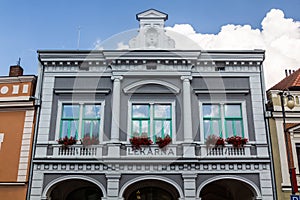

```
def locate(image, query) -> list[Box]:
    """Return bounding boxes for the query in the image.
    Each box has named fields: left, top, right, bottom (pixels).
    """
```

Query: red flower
left=205, top=135, right=225, bottom=147
left=80, top=135, right=99, bottom=146
left=155, top=135, right=172, bottom=148
left=129, top=136, right=153, bottom=150
left=226, top=136, right=248, bottom=148
left=57, top=136, right=77, bottom=147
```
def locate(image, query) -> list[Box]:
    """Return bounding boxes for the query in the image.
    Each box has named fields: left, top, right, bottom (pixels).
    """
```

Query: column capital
left=181, top=76, right=192, bottom=81
left=111, top=75, right=123, bottom=81
left=106, top=173, right=121, bottom=179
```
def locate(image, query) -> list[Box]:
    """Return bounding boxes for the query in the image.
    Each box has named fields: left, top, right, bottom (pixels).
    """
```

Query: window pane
left=84, top=105, right=101, bottom=118
left=225, top=120, right=234, bottom=137
left=203, top=120, right=211, bottom=139
left=225, top=104, right=241, bottom=117
left=203, top=104, right=220, bottom=117
left=63, top=105, right=79, bottom=118
left=163, top=120, right=171, bottom=136
left=141, top=120, right=149, bottom=136
left=204, top=120, right=221, bottom=138
left=132, top=105, right=149, bottom=118
left=61, top=121, right=69, bottom=137
left=132, top=120, right=140, bottom=135
left=70, top=121, right=78, bottom=138
left=234, top=120, right=243, bottom=136
left=83, top=120, right=100, bottom=137
left=155, top=121, right=163, bottom=137
left=154, top=105, right=171, bottom=118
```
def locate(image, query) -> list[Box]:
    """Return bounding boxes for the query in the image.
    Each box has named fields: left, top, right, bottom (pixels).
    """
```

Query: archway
left=199, top=178, right=257, bottom=200
left=123, top=179, right=180, bottom=200
left=47, top=179, right=103, bottom=200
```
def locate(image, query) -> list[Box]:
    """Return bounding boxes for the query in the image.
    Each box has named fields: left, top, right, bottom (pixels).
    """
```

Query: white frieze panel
left=126, top=146, right=177, bottom=158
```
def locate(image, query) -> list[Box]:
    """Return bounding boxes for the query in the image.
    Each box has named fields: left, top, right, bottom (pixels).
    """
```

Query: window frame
left=199, top=101, right=248, bottom=143
left=128, top=100, right=176, bottom=143
left=55, top=100, right=105, bottom=144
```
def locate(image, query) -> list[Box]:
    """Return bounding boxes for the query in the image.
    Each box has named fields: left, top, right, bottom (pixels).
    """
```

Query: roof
left=269, top=68, right=300, bottom=91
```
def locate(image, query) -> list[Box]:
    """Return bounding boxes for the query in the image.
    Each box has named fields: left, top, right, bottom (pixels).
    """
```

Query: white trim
left=118, top=175, right=184, bottom=198
left=0, top=133, right=4, bottom=150
left=123, top=80, right=180, bottom=94
left=196, top=175, right=262, bottom=199
left=41, top=175, right=107, bottom=198
left=56, top=100, right=105, bottom=144
left=195, top=89, right=249, bottom=94
left=0, top=96, right=31, bottom=101
left=17, top=110, right=34, bottom=182
left=12, top=85, right=19, bottom=94
left=54, top=89, right=110, bottom=94
left=22, top=84, right=29, bottom=93
left=127, top=100, right=176, bottom=143
left=199, top=100, right=248, bottom=142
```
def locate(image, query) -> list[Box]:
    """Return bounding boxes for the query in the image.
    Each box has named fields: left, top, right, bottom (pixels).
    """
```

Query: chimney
left=9, top=65, right=23, bottom=77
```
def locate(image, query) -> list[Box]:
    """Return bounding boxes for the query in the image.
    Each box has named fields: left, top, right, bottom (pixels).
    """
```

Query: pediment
left=136, top=9, right=168, bottom=20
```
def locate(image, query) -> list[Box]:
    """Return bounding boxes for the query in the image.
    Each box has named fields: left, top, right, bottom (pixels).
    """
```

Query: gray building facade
left=29, top=9, right=273, bottom=200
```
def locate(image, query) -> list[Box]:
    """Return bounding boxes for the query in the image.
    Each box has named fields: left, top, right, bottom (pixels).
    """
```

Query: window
left=131, top=103, right=172, bottom=139
left=60, top=103, right=102, bottom=139
left=296, top=144, right=300, bottom=171
left=203, top=103, right=244, bottom=139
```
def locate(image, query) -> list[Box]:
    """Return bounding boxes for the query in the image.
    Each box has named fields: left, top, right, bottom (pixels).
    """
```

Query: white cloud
left=166, top=9, right=300, bottom=89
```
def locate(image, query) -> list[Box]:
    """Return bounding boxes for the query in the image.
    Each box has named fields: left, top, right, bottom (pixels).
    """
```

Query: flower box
left=205, top=135, right=225, bottom=147
left=155, top=135, right=172, bottom=149
left=129, top=136, right=153, bottom=150
left=57, top=136, right=77, bottom=148
left=80, top=136, right=99, bottom=147
left=226, top=136, right=248, bottom=148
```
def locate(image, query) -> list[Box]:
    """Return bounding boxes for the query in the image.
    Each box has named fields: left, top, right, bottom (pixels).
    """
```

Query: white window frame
left=0, top=133, right=4, bottom=150
left=199, top=100, right=249, bottom=143
left=55, top=100, right=105, bottom=144
left=127, top=100, right=176, bottom=143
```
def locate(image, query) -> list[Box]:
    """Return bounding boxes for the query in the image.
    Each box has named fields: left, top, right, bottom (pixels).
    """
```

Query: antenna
left=17, top=57, right=21, bottom=66
left=77, top=26, right=81, bottom=50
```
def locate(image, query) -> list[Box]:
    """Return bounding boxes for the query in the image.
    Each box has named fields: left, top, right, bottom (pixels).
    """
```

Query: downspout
left=26, top=55, right=44, bottom=200
left=259, top=53, right=277, bottom=200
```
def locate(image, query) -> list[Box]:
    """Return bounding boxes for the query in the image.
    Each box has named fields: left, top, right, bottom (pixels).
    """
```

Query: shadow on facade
left=200, top=179, right=256, bottom=200
left=123, top=179, right=180, bottom=200
left=47, top=179, right=103, bottom=200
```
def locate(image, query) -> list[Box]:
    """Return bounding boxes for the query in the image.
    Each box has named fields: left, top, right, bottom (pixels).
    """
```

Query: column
left=108, top=76, right=123, bottom=158
left=182, top=173, right=199, bottom=200
left=106, top=173, right=121, bottom=199
left=111, top=76, right=123, bottom=142
left=181, top=76, right=195, bottom=157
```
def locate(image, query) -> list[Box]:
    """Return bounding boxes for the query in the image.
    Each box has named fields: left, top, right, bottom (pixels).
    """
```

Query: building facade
left=267, top=69, right=300, bottom=199
left=29, top=9, right=274, bottom=200
left=0, top=65, right=36, bottom=199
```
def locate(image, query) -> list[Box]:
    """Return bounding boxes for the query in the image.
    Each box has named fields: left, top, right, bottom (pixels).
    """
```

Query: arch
left=196, top=175, right=262, bottom=199
left=123, top=80, right=180, bottom=94
left=42, top=175, right=107, bottom=199
left=119, top=175, right=184, bottom=198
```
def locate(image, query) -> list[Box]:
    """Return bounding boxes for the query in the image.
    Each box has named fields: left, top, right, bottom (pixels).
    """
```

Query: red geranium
left=155, top=135, right=172, bottom=149
left=80, top=135, right=99, bottom=146
left=129, top=136, right=153, bottom=150
left=226, top=136, right=248, bottom=148
left=57, top=136, right=77, bottom=147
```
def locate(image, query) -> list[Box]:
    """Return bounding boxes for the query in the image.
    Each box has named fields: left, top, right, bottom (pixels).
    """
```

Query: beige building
left=267, top=69, right=300, bottom=199
left=0, top=65, right=36, bottom=200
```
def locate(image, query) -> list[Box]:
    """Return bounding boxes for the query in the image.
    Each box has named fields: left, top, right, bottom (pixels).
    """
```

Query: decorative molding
left=123, top=80, right=180, bottom=94
left=17, top=110, right=34, bottom=182
left=194, top=89, right=249, bottom=94
left=54, top=89, right=111, bottom=94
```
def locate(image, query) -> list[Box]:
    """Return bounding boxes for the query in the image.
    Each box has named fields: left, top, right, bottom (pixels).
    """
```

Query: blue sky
left=0, top=0, right=299, bottom=79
